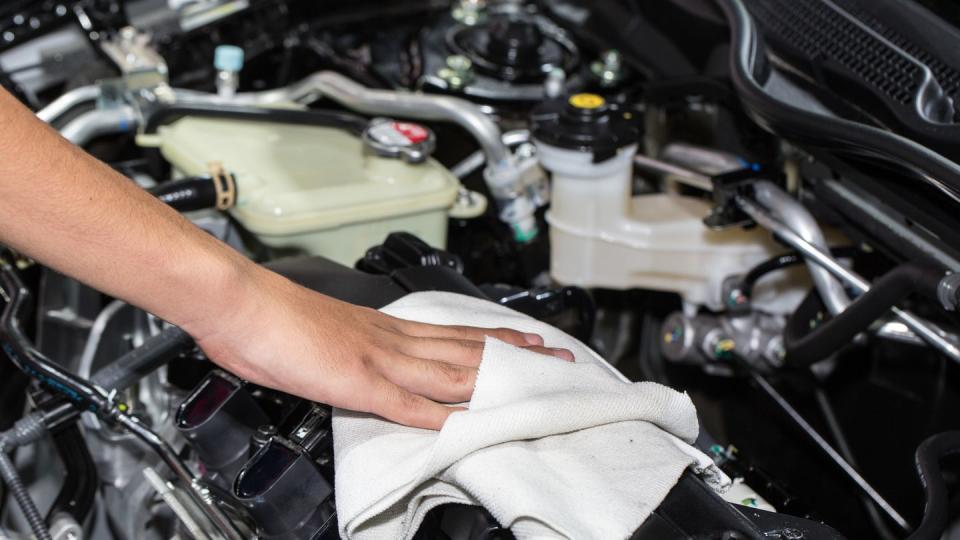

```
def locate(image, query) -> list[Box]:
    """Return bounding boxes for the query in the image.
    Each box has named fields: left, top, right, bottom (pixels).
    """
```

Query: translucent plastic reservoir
left=156, top=116, right=460, bottom=265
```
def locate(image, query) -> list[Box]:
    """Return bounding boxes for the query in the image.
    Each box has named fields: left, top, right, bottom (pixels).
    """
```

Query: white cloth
left=333, top=292, right=724, bottom=540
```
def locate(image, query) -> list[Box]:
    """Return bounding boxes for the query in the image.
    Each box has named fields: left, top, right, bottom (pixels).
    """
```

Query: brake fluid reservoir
left=532, top=94, right=782, bottom=310
left=156, top=115, right=460, bottom=265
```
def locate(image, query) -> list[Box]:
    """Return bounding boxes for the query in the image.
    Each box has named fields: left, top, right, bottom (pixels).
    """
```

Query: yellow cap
left=568, top=93, right=605, bottom=110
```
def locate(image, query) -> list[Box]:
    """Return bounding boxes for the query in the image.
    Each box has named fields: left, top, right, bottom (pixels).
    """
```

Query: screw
left=780, top=528, right=804, bottom=540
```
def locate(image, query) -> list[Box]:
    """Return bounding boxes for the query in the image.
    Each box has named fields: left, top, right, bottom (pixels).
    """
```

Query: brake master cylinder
left=532, top=94, right=780, bottom=310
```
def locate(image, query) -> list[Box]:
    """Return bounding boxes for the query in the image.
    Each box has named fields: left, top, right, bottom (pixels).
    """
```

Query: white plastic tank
left=532, top=94, right=785, bottom=311
left=155, top=115, right=461, bottom=265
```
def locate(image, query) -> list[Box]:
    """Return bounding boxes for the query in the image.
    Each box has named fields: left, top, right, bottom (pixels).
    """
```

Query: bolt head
left=781, top=528, right=804, bottom=540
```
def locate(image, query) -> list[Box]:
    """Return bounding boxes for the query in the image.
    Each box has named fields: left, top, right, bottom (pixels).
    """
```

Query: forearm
left=0, top=88, right=255, bottom=335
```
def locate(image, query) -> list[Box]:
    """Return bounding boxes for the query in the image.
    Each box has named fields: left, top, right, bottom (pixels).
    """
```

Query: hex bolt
left=437, top=55, right=475, bottom=90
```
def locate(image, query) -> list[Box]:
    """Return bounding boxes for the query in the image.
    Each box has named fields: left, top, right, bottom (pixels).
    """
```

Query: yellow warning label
left=568, top=93, right=605, bottom=109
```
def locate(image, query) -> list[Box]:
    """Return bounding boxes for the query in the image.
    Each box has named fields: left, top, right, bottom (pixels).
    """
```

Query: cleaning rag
left=333, top=291, right=722, bottom=540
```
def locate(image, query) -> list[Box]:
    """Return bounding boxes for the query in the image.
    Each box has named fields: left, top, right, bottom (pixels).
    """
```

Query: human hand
left=190, top=267, right=574, bottom=430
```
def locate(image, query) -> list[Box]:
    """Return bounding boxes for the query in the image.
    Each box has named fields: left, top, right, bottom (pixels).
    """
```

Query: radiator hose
left=908, top=431, right=960, bottom=540
left=784, top=263, right=947, bottom=367
left=148, top=168, right=237, bottom=213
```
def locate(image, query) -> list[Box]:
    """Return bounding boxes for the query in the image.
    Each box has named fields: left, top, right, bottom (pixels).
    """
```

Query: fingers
left=394, top=319, right=542, bottom=348
left=397, top=337, right=485, bottom=367
left=523, top=345, right=576, bottom=362
left=371, top=352, right=477, bottom=403
left=395, top=336, right=576, bottom=366
left=365, top=375, right=464, bottom=430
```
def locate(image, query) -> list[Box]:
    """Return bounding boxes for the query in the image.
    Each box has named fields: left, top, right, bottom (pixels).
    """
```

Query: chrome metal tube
left=632, top=154, right=714, bottom=191
left=753, top=181, right=852, bottom=316
left=36, top=85, right=101, bottom=124
left=451, top=129, right=531, bottom=179
left=60, top=106, right=139, bottom=146
left=738, top=195, right=960, bottom=362
left=251, top=71, right=512, bottom=174
left=117, top=415, right=245, bottom=540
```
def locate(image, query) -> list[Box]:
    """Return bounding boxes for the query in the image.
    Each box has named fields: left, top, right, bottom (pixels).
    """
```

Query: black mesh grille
left=833, top=0, right=960, bottom=119
left=744, top=0, right=923, bottom=105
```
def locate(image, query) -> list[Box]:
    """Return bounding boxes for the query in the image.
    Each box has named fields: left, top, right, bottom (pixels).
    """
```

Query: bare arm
left=0, top=87, right=571, bottom=429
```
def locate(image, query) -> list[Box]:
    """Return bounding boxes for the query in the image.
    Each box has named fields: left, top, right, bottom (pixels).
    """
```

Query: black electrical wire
left=0, top=452, right=49, bottom=540
left=784, top=263, right=947, bottom=367
left=0, top=415, right=55, bottom=540
left=735, top=246, right=859, bottom=301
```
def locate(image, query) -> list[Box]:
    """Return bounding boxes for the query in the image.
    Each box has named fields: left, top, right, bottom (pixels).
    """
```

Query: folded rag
left=333, top=291, right=722, bottom=540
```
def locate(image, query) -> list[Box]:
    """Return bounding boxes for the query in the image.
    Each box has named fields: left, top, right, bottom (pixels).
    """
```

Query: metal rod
left=752, top=373, right=911, bottom=531
left=117, top=415, right=244, bottom=540
left=737, top=195, right=960, bottom=363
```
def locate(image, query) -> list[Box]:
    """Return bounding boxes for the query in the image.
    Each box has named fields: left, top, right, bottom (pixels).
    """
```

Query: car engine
left=1, top=0, right=960, bottom=538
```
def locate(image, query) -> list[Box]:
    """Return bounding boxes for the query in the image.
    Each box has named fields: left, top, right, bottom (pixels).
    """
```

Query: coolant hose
left=91, top=326, right=191, bottom=391
left=908, top=431, right=960, bottom=540
left=785, top=263, right=946, bottom=367
left=149, top=174, right=236, bottom=213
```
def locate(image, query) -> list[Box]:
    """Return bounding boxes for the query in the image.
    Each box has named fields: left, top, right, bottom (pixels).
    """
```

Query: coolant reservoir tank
left=532, top=94, right=784, bottom=311
left=157, top=116, right=460, bottom=265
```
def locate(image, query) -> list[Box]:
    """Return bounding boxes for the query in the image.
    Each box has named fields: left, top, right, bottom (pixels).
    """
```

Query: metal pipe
left=246, top=71, right=512, bottom=172
left=451, top=129, right=531, bottom=179
left=753, top=181, right=852, bottom=316
left=632, top=154, right=714, bottom=191
left=738, top=195, right=960, bottom=362
left=116, top=415, right=244, bottom=540
left=36, top=85, right=101, bottom=124
left=814, top=389, right=902, bottom=538
left=60, top=106, right=139, bottom=147
left=753, top=373, right=911, bottom=531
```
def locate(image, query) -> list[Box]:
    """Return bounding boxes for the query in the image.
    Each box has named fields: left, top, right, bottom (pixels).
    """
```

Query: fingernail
left=524, top=333, right=544, bottom=346
left=554, top=348, right=576, bottom=362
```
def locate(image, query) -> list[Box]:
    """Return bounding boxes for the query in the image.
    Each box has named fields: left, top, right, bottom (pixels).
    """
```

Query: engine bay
left=2, top=0, right=960, bottom=538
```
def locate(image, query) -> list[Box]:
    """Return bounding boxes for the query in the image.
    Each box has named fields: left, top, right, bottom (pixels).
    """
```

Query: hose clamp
left=937, top=272, right=960, bottom=311
left=207, top=161, right=237, bottom=211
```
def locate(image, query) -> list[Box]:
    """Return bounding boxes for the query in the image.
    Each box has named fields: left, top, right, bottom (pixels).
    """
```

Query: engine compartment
left=2, top=0, right=960, bottom=538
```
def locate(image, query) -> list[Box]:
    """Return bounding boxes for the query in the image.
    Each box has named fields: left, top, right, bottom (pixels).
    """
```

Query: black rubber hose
left=148, top=176, right=221, bottom=213
left=142, top=104, right=370, bottom=179
left=908, top=431, right=960, bottom=540
left=47, top=425, right=96, bottom=524
left=41, top=326, right=193, bottom=432
left=784, top=263, right=946, bottom=367
left=43, top=327, right=190, bottom=523
left=92, top=326, right=192, bottom=391
left=741, top=252, right=802, bottom=298
left=143, top=104, right=369, bottom=136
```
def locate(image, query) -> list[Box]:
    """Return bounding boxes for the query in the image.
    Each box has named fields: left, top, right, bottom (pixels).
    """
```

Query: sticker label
left=392, top=122, right=430, bottom=144
left=368, top=121, right=430, bottom=146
